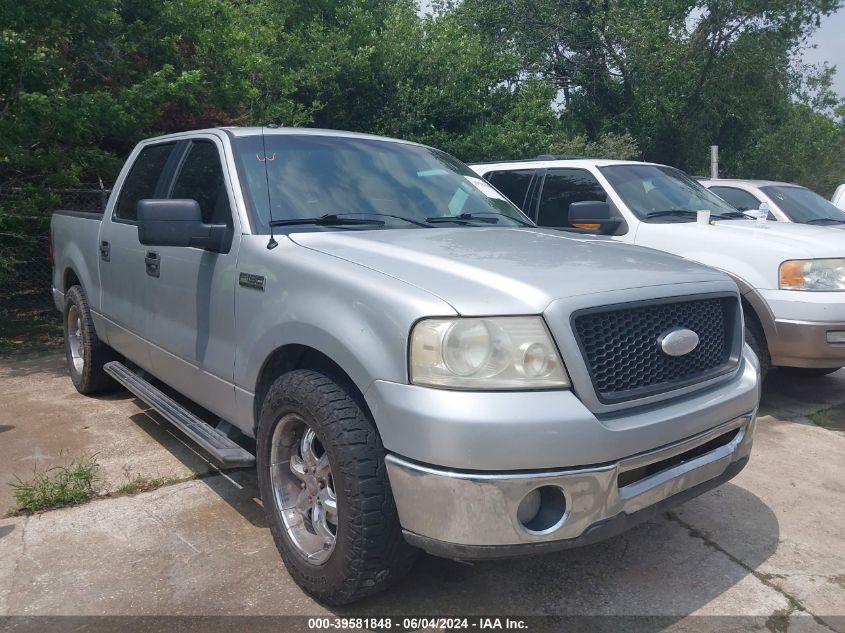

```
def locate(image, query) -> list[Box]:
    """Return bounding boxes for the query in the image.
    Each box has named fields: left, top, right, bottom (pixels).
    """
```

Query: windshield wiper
left=644, top=209, right=699, bottom=219
left=426, top=212, right=499, bottom=225
left=269, top=213, right=385, bottom=228
left=806, top=217, right=845, bottom=225
left=426, top=211, right=534, bottom=225
left=711, top=211, right=750, bottom=219
left=327, top=212, right=433, bottom=227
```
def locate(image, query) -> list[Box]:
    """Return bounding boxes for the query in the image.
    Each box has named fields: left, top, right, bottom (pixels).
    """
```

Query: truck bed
left=51, top=210, right=104, bottom=313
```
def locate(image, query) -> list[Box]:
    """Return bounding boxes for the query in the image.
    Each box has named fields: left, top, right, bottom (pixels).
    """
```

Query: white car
left=699, top=178, right=845, bottom=227
left=471, top=158, right=845, bottom=379
left=832, top=184, right=845, bottom=211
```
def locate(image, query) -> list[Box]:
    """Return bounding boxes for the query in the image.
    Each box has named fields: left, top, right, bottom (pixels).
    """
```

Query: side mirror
left=567, top=201, right=622, bottom=234
left=137, top=199, right=231, bottom=252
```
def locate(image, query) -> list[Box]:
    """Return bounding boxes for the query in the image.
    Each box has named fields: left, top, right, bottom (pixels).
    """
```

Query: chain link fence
left=0, top=184, right=110, bottom=350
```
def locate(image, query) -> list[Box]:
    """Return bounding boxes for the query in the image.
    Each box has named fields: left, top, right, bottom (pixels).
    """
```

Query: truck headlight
left=410, top=317, right=570, bottom=389
left=779, top=259, right=845, bottom=291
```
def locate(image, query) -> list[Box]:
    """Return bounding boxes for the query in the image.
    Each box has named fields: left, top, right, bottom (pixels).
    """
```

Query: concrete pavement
left=0, top=352, right=217, bottom=513
left=1, top=352, right=844, bottom=630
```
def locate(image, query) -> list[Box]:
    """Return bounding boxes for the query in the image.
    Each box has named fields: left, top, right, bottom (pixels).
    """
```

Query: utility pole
left=710, top=145, right=719, bottom=179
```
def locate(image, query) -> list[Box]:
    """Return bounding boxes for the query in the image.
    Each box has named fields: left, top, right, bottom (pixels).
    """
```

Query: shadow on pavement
left=126, top=401, right=266, bottom=528
left=0, top=523, right=14, bottom=540
left=184, top=464, right=779, bottom=621
left=760, top=367, right=845, bottom=417
left=334, top=483, right=780, bottom=620
left=96, top=359, right=781, bottom=620
left=0, top=351, right=69, bottom=379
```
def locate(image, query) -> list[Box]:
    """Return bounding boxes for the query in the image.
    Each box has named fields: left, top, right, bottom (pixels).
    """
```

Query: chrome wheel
left=270, top=413, right=338, bottom=564
left=67, top=305, right=84, bottom=374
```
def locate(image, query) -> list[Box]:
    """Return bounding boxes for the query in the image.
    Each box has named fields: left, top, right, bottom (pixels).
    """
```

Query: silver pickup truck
left=51, top=127, right=760, bottom=604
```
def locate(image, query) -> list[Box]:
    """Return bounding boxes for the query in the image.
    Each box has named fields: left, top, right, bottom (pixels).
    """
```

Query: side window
left=486, top=170, right=534, bottom=211
left=115, top=143, right=176, bottom=221
left=537, top=168, right=608, bottom=228
left=709, top=186, right=761, bottom=212
left=170, top=140, right=233, bottom=226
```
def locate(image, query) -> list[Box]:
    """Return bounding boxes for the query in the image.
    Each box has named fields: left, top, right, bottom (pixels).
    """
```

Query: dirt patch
left=0, top=306, right=62, bottom=354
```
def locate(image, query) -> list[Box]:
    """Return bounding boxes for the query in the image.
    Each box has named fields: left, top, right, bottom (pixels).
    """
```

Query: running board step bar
left=104, top=361, right=255, bottom=468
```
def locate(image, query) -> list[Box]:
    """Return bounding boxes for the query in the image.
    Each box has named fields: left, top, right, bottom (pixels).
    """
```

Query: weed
left=115, top=473, right=196, bottom=496
left=811, top=409, right=834, bottom=428
left=10, top=455, right=100, bottom=513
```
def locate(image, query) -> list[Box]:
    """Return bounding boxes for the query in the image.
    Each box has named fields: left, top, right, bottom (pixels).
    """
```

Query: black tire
left=778, top=366, right=841, bottom=378
left=63, top=285, right=120, bottom=395
left=744, top=316, right=770, bottom=382
left=256, top=369, right=417, bottom=605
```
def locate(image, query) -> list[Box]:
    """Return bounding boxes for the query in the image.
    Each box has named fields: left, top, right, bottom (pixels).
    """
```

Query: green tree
left=732, top=103, right=845, bottom=196
left=459, top=0, right=844, bottom=175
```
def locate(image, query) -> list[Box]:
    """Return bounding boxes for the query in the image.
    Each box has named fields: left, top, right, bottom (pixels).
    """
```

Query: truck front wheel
left=256, top=369, right=417, bottom=605
left=63, top=285, right=119, bottom=395
left=744, top=317, right=770, bottom=382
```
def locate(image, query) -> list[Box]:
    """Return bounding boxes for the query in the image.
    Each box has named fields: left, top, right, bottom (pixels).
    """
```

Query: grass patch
left=809, top=406, right=845, bottom=430
left=115, top=473, right=197, bottom=496
left=10, top=455, right=100, bottom=513
left=811, top=409, right=834, bottom=428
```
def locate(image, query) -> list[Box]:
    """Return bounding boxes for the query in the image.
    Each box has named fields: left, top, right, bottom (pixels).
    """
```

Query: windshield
left=233, top=134, right=532, bottom=232
left=760, top=185, right=845, bottom=224
left=600, top=164, right=740, bottom=221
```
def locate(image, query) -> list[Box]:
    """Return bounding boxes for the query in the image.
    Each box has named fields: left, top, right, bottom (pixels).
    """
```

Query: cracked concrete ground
left=1, top=352, right=844, bottom=631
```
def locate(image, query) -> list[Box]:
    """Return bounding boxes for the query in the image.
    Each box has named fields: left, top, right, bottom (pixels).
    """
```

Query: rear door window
left=169, top=140, right=233, bottom=226
left=709, top=186, right=761, bottom=212
left=537, top=168, right=609, bottom=228
left=486, top=170, right=535, bottom=211
left=115, top=143, right=176, bottom=221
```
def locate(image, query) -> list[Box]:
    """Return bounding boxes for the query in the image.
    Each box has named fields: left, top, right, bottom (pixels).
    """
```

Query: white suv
left=471, top=158, right=845, bottom=379
left=699, top=178, right=845, bottom=227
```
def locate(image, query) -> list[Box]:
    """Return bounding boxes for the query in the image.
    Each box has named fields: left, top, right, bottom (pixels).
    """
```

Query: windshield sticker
left=417, top=169, right=449, bottom=177
left=448, top=188, right=469, bottom=214
left=465, top=176, right=508, bottom=201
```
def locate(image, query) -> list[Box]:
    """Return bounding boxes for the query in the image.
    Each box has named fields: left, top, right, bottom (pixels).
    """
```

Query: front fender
left=232, top=235, right=455, bottom=430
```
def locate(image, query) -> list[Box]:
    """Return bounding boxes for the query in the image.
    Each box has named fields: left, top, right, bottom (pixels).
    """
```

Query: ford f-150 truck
left=472, top=158, right=845, bottom=379
left=52, top=128, right=759, bottom=604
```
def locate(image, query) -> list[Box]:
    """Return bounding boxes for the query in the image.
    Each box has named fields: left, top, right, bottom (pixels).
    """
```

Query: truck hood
left=638, top=219, right=845, bottom=256
left=288, top=227, right=729, bottom=314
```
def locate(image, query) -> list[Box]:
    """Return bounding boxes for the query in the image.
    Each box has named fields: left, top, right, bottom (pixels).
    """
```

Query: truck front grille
left=572, top=295, right=739, bottom=404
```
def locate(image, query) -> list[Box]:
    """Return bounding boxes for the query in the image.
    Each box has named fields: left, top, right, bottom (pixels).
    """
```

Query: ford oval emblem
left=658, top=328, right=700, bottom=357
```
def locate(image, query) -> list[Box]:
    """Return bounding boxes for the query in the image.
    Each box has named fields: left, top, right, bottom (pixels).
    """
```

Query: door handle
left=144, top=251, right=160, bottom=278
left=99, top=241, right=110, bottom=262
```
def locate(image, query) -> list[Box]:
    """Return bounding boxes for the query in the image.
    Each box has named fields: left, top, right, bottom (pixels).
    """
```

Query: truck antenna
left=261, top=127, right=278, bottom=250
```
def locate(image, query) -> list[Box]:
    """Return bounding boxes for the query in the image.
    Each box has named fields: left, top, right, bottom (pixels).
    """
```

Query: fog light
left=516, top=489, right=541, bottom=524
left=827, top=331, right=845, bottom=344
left=517, top=486, right=567, bottom=534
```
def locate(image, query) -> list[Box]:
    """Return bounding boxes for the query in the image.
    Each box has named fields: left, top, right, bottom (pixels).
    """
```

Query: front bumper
left=386, top=412, right=755, bottom=559
left=758, top=288, right=845, bottom=368
left=770, top=318, right=845, bottom=368
left=365, top=349, right=759, bottom=471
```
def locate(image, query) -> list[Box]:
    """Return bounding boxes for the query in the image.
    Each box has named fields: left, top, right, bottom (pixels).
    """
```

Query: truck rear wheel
left=256, top=369, right=417, bottom=605
left=63, top=285, right=119, bottom=395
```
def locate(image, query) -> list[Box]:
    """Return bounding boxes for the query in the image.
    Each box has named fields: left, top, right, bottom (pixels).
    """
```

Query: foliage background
left=3, top=0, right=842, bottom=194
left=1, top=0, right=843, bottom=316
